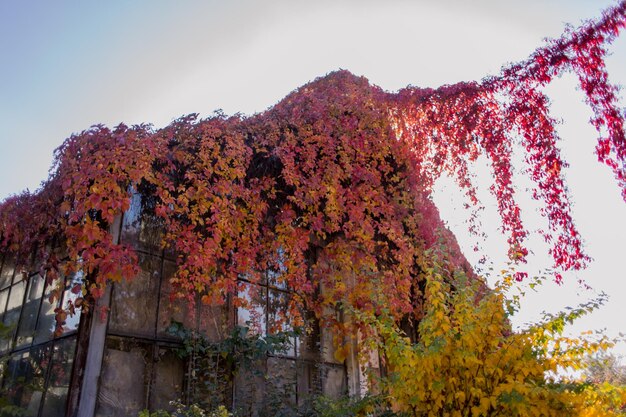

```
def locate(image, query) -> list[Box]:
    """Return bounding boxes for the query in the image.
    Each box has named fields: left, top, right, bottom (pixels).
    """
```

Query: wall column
left=75, top=215, right=121, bottom=417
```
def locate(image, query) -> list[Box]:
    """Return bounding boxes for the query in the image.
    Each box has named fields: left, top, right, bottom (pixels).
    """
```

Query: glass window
left=16, top=274, right=45, bottom=348
left=0, top=356, right=5, bottom=389
left=268, top=289, right=295, bottom=357
left=109, top=254, right=160, bottom=338
left=34, top=278, right=62, bottom=345
left=0, top=256, right=15, bottom=290
left=267, top=289, right=291, bottom=333
left=297, top=318, right=320, bottom=362
left=120, top=190, right=164, bottom=255
left=4, top=279, right=26, bottom=319
left=233, top=357, right=297, bottom=416
left=0, top=250, right=83, bottom=417
left=266, top=356, right=297, bottom=406
left=296, top=361, right=322, bottom=402
left=59, top=271, right=83, bottom=335
left=237, top=283, right=267, bottom=337
left=149, top=347, right=184, bottom=412
left=1, top=279, right=27, bottom=353
left=265, top=247, right=288, bottom=290
left=40, top=337, right=77, bottom=417
left=96, top=339, right=150, bottom=417
left=3, top=345, right=51, bottom=415
left=237, top=282, right=297, bottom=355
left=232, top=361, right=266, bottom=417
left=0, top=287, right=9, bottom=321
left=157, top=260, right=196, bottom=338
left=196, top=303, right=230, bottom=343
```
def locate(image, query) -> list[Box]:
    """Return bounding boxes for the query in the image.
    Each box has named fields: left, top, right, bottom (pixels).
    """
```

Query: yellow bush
left=365, top=262, right=625, bottom=416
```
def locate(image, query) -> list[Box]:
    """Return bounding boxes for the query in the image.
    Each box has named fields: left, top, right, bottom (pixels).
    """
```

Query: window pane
left=96, top=339, right=149, bottom=417
left=0, top=256, right=15, bottom=290
left=149, top=347, right=184, bottom=412
left=3, top=345, right=51, bottom=416
left=265, top=357, right=297, bottom=413
left=267, top=290, right=295, bottom=356
left=157, top=260, right=195, bottom=339
left=120, top=190, right=164, bottom=255
left=298, top=318, right=320, bottom=362
left=109, top=254, right=159, bottom=338
left=1, top=279, right=27, bottom=353
left=5, top=279, right=26, bottom=316
left=34, top=278, right=62, bottom=345
left=297, top=361, right=322, bottom=402
left=0, top=356, right=6, bottom=389
left=60, top=271, right=83, bottom=335
left=0, top=288, right=9, bottom=321
left=16, top=274, right=45, bottom=348
left=197, top=302, right=230, bottom=343
left=237, top=283, right=266, bottom=337
left=120, top=189, right=142, bottom=243
left=266, top=247, right=288, bottom=290
left=40, top=337, right=77, bottom=417
left=267, top=289, right=291, bottom=333
left=232, top=357, right=266, bottom=417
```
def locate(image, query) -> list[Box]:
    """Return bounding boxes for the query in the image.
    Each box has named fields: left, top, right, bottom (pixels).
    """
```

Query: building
left=0, top=190, right=380, bottom=417
left=0, top=71, right=472, bottom=417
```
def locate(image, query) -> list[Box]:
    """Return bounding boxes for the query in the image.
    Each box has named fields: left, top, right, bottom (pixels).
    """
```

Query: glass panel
left=0, top=356, right=6, bottom=389
left=5, top=280, right=26, bottom=316
left=96, top=339, right=149, bottom=417
left=34, top=278, right=62, bottom=345
left=1, top=280, right=27, bottom=352
left=0, top=256, right=15, bottom=290
left=237, top=283, right=266, bottom=337
left=266, top=247, right=288, bottom=290
left=232, top=358, right=266, bottom=417
left=267, top=289, right=291, bottom=333
left=16, top=274, right=45, bottom=348
left=265, top=357, right=297, bottom=413
left=197, top=303, right=230, bottom=343
left=121, top=190, right=163, bottom=255
left=149, top=347, right=184, bottom=412
left=267, top=290, right=295, bottom=356
left=60, top=271, right=83, bottom=335
left=2, top=354, right=22, bottom=403
left=298, top=318, right=320, bottom=362
left=109, top=254, right=159, bottom=338
left=0, top=288, right=9, bottom=320
left=3, top=345, right=51, bottom=416
left=40, top=337, right=77, bottom=417
left=157, top=260, right=195, bottom=339
left=297, top=361, right=322, bottom=402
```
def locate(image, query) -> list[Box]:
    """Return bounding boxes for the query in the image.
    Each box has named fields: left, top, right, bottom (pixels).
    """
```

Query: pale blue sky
left=1, top=1, right=625, bottom=355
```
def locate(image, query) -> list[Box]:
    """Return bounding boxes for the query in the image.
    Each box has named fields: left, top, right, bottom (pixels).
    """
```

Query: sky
left=1, top=1, right=625, bottom=357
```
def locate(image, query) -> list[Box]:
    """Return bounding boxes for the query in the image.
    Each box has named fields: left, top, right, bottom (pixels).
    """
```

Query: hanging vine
left=0, top=2, right=625, bottom=335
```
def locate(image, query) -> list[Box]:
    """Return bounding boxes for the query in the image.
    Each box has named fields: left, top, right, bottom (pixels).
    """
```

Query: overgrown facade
left=0, top=189, right=381, bottom=416
left=2, top=6, right=626, bottom=414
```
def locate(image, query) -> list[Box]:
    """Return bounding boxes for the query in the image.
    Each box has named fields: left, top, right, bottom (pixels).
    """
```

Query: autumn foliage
left=0, top=0, right=625, bottom=385
left=368, top=257, right=626, bottom=416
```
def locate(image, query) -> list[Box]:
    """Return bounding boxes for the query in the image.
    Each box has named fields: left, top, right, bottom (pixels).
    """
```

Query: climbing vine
left=0, top=2, right=625, bottom=337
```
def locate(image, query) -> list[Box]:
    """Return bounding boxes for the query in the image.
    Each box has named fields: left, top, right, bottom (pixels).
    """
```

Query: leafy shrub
left=364, top=259, right=626, bottom=416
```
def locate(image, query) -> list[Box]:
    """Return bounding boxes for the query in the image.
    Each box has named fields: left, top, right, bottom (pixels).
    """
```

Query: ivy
left=165, top=321, right=299, bottom=412
left=0, top=3, right=624, bottom=341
